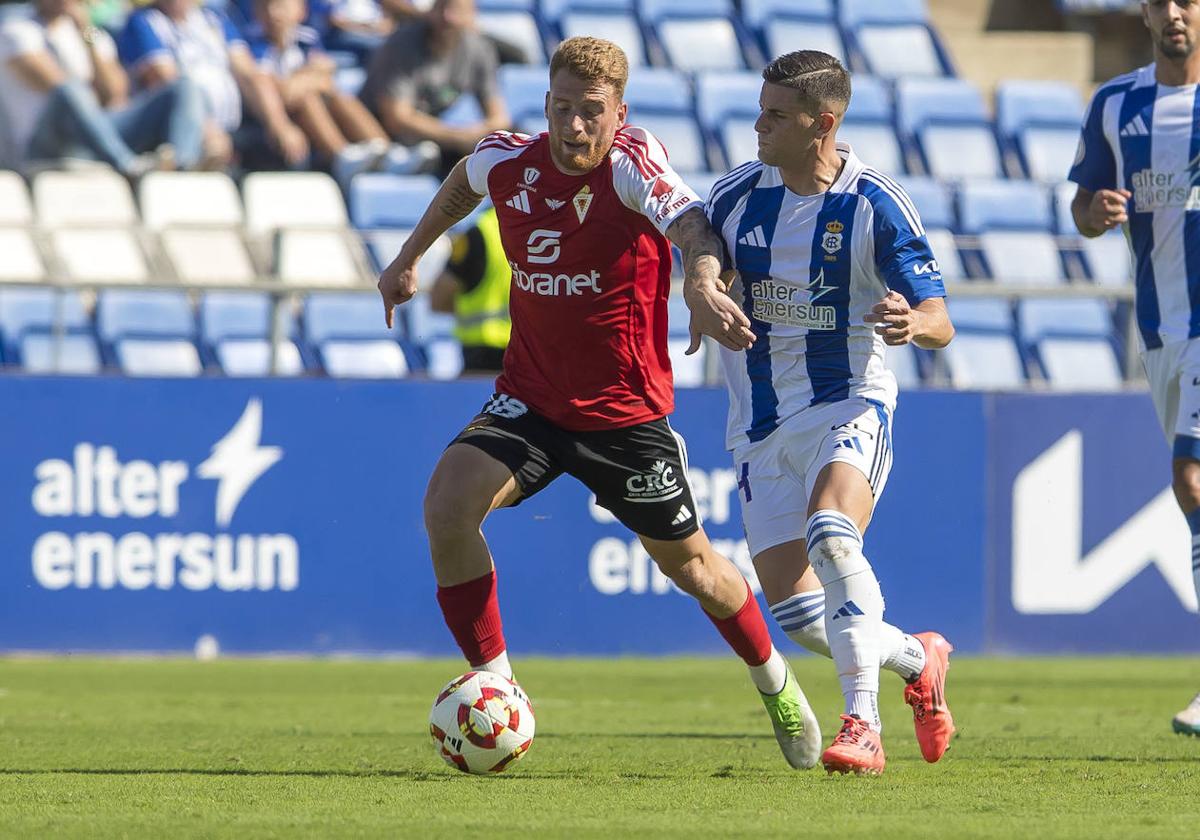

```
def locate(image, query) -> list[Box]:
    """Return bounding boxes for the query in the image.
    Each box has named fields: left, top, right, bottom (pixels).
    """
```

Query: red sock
left=704, top=580, right=773, bottom=666
left=435, top=570, right=507, bottom=666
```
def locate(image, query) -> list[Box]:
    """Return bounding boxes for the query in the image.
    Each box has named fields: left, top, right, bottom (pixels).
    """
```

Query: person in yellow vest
left=430, top=205, right=511, bottom=374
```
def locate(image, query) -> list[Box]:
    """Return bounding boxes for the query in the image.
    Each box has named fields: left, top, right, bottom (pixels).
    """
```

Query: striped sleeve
left=610, top=125, right=700, bottom=235
left=858, top=170, right=945, bottom=304
left=705, top=161, right=762, bottom=271
left=464, top=131, right=536, bottom=195
left=1067, top=75, right=1134, bottom=193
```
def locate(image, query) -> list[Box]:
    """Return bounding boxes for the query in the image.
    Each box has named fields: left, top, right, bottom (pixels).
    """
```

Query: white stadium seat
left=20, top=333, right=102, bottom=374
left=0, top=170, right=33, bottom=225
left=51, top=229, right=149, bottom=284
left=138, top=172, right=243, bottom=229
left=115, top=338, right=203, bottom=377
left=277, top=230, right=367, bottom=287
left=242, top=172, right=349, bottom=235
left=980, top=231, right=1066, bottom=285
left=0, top=228, right=46, bottom=282
left=216, top=339, right=305, bottom=376
left=943, top=334, right=1025, bottom=389
left=33, top=169, right=138, bottom=226
left=321, top=339, right=409, bottom=378
left=1038, top=337, right=1123, bottom=391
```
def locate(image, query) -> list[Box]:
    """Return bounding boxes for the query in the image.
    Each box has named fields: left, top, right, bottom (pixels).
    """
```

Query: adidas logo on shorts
left=671, top=505, right=693, bottom=526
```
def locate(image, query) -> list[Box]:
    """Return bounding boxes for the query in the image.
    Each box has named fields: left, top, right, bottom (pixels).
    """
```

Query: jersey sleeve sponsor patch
left=610, top=125, right=701, bottom=234
left=466, top=130, right=536, bottom=195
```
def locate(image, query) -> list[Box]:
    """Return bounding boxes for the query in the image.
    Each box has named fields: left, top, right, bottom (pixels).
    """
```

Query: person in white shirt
left=0, top=0, right=204, bottom=173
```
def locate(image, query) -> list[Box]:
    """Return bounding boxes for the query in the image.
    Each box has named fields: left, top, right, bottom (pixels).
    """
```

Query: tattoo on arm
left=667, top=206, right=723, bottom=283
left=438, top=181, right=482, bottom=221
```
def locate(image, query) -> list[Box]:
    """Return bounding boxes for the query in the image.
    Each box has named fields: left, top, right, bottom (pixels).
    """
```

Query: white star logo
left=806, top=268, right=837, bottom=303
left=197, top=398, right=282, bottom=528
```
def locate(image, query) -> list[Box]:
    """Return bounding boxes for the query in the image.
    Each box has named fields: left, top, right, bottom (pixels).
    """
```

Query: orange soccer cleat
left=904, top=631, right=956, bottom=763
left=821, top=714, right=886, bottom=776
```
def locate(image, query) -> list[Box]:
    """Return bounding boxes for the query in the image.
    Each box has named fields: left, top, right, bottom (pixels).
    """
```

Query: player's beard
left=1159, top=28, right=1195, bottom=59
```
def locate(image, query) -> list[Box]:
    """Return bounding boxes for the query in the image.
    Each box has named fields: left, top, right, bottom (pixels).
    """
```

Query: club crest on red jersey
left=572, top=186, right=593, bottom=224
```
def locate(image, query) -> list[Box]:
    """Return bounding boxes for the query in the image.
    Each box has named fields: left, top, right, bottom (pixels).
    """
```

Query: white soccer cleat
left=1172, top=692, right=1200, bottom=736
left=759, top=665, right=822, bottom=769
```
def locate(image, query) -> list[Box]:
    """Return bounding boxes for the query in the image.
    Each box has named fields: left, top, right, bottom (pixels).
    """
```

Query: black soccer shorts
left=449, top=392, right=701, bottom=541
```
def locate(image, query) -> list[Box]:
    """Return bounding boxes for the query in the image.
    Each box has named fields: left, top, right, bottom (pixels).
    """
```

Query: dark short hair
left=762, top=51, right=851, bottom=114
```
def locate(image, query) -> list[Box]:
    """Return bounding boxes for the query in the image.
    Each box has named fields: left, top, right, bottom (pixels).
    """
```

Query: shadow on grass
left=0, top=768, right=676, bottom=781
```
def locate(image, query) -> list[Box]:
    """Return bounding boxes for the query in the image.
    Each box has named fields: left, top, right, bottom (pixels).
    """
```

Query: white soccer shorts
left=1142, top=338, right=1200, bottom=457
left=731, top=397, right=893, bottom=558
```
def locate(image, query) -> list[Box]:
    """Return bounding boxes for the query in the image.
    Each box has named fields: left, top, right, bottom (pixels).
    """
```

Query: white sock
left=748, top=646, right=789, bottom=695
left=478, top=651, right=513, bottom=680
left=770, top=589, right=925, bottom=681
left=807, top=510, right=884, bottom=731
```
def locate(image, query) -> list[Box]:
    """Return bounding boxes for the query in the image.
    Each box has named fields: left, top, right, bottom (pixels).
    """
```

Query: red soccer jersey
left=464, top=126, right=701, bottom=431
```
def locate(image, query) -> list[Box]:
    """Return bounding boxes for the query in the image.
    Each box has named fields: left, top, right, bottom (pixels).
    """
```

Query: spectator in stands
left=360, top=0, right=508, bottom=171
left=245, top=0, right=434, bottom=184
left=0, top=0, right=205, bottom=175
left=431, top=205, right=510, bottom=374
left=119, top=0, right=309, bottom=170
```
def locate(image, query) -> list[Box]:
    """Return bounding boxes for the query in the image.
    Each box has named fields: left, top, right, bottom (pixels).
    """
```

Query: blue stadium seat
left=845, top=76, right=892, bottom=122
left=560, top=9, right=648, bottom=65
left=1036, top=337, right=1124, bottom=390
left=349, top=174, right=441, bottom=229
left=840, top=121, right=903, bottom=174
left=696, top=71, right=761, bottom=132
left=943, top=297, right=1026, bottom=389
left=1017, top=298, right=1112, bottom=341
left=634, top=113, right=709, bottom=173
left=0, top=288, right=89, bottom=358
left=958, top=179, right=1052, bottom=233
left=839, top=0, right=951, bottom=78
left=684, top=171, right=721, bottom=202
left=499, top=64, right=550, bottom=124
left=477, top=8, right=548, bottom=64
left=320, top=340, right=409, bottom=378
left=1081, top=230, right=1133, bottom=287
left=1054, top=180, right=1078, bottom=233
left=995, top=80, right=1085, bottom=139
left=925, top=229, right=965, bottom=281
left=424, top=337, right=465, bottom=380
left=96, top=290, right=195, bottom=345
left=638, top=0, right=754, bottom=72
left=623, top=67, right=692, bottom=114
left=719, top=118, right=759, bottom=169
left=1018, top=298, right=1121, bottom=389
left=741, top=0, right=833, bottom=25
left=839, top=0, right=928, bottom=26
left=896, top=78, right=1000, bottom=180
left=304, top=293, right=400, bottom=344
left=897, top=176, right=954, bottom=230
left=200, top=292, right=297, bottom=349
left=405, top=293, right=457, bottom=345
left=20, top=333, right=102, bottom=375
left=763, top=20, right=846, bottom=68
left=215, top=339, right=306, bottom=377
left=540, top=0, right=633, bottom=21
left=887, top=343, right=921, bottom=388
left=115, top=338, right=203, bottom=377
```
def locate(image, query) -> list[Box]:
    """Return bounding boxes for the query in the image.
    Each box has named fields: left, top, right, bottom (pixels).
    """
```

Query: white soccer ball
left=429, top=671, right=535, bottom=774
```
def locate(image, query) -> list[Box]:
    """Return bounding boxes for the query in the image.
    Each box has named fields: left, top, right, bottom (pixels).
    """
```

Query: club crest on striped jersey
left=821, top=220, right=844, bottom=256
left=572, top=186, right=593, bottom=224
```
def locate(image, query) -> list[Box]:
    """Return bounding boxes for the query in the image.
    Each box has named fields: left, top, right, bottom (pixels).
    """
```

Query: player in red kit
left=378, top=37, right=821, bottom=770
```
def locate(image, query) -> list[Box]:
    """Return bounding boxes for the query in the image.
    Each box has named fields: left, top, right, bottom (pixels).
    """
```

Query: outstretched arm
left=667, top=206, right=754, bottom=354
left=377, top=157, right=484, bottom=326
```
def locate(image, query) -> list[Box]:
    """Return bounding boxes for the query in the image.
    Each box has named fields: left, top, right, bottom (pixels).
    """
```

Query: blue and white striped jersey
left=706, top=143, right=946, bottom=451
left=1070, top=63, right=1200, bottom=351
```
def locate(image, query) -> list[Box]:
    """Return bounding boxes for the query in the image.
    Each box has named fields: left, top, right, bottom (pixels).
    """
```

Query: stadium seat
left=0, top=169, right=32, bottom=224
left=349, top=174, right=441, bottom=229
left=499, top=64, right=550, bottom=125
left=719, top=117, right=759, bottom=169
left=215, top=339, right=305, bottom=376
left=51, top=228, right=150, bottom=284
left=852, top=24, right=947, bottom=79
left=1017, top=297, right=1112, bottom=341
left=667, top=294, right=691, bottom=337
left=560, top=10, right=647, bottom=65
left=404, top=292, right=457, bottom=345
left=115, top=338, right=203, bottom=377
left=762, top=19, right=846, bottom=68
left=1081, top=230, right=1133, bottom=286
left=668, top=338, right=705, bottom=387
left=362, top=229, right=452, bottom=286
left=943, top=333, right=1026, bottom=389
left=845, top=76, right=893, bottom=123
left=139, top=172, right=243, bottom=229
left=896, top=79, right=1001, bottom=180
left=138, top=171, right=257, bottom=285
left=638, top=0, right=752, bottom=72
left=477, top=9, right=547, bottom=64
left=19, top=332, right=102, bottom=374
left=633, top=113, right=708, bottom=173
left=0, top=229, right=47, bottom=283
left=242, top=172, right=349, bottom=235
left=979, top=231, right=1067, bottom=285
left=32, top=169, right=138, bottom=226
left=424, top=337, right=465, bottom=380
left=943, top=297, right=1026, bottom=388
left=696, top=72, right=762, bottom=133
left=1054, top=180, right=1079, bottom=233
left=304, top=292, right=400, bottom=343
left=924, top=229, right=965, bottom=281
left=623, top=68, right=692, bottom=115
left=277, top=230, right=367, bottom=287
left=838, top=0, right=929, bottom=28
left=200, top=292, right=296, bottom=347
left=1037, top=337, right=1123, bottom=391
left=320, top=339, right=409, bottom=377
left=996, top=81, right=1085, bottom=182
left=840, top=121, right=904, bottom=174
left=887, top=342, right=921, bottom=388
left=897, top=176, right=954, bottom=230
left=958, top=179, right=1053, bottom=233
left=97, top=290, right=195, bottom=344
left=741, top=0, right=833, bottom=25
left=684, top=171, right=720, bottom=202
left=0, top=288, right=88, bottom=356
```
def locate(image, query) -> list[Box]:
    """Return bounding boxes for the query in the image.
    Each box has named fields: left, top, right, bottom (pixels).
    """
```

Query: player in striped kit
left=695, top=51, right=956, bottom=775
left=1068, top=0, right=1200, bottom=736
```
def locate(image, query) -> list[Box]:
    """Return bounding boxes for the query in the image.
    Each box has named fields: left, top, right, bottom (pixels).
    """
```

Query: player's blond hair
left=549, top=36, right=629, bottom=100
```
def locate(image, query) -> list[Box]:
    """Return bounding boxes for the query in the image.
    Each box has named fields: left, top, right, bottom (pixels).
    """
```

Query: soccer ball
left=429, top=671, right=535, bottom=774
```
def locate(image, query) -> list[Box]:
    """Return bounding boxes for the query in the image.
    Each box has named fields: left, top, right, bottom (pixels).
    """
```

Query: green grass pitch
left=0, top=656, right=1197, bottom=838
